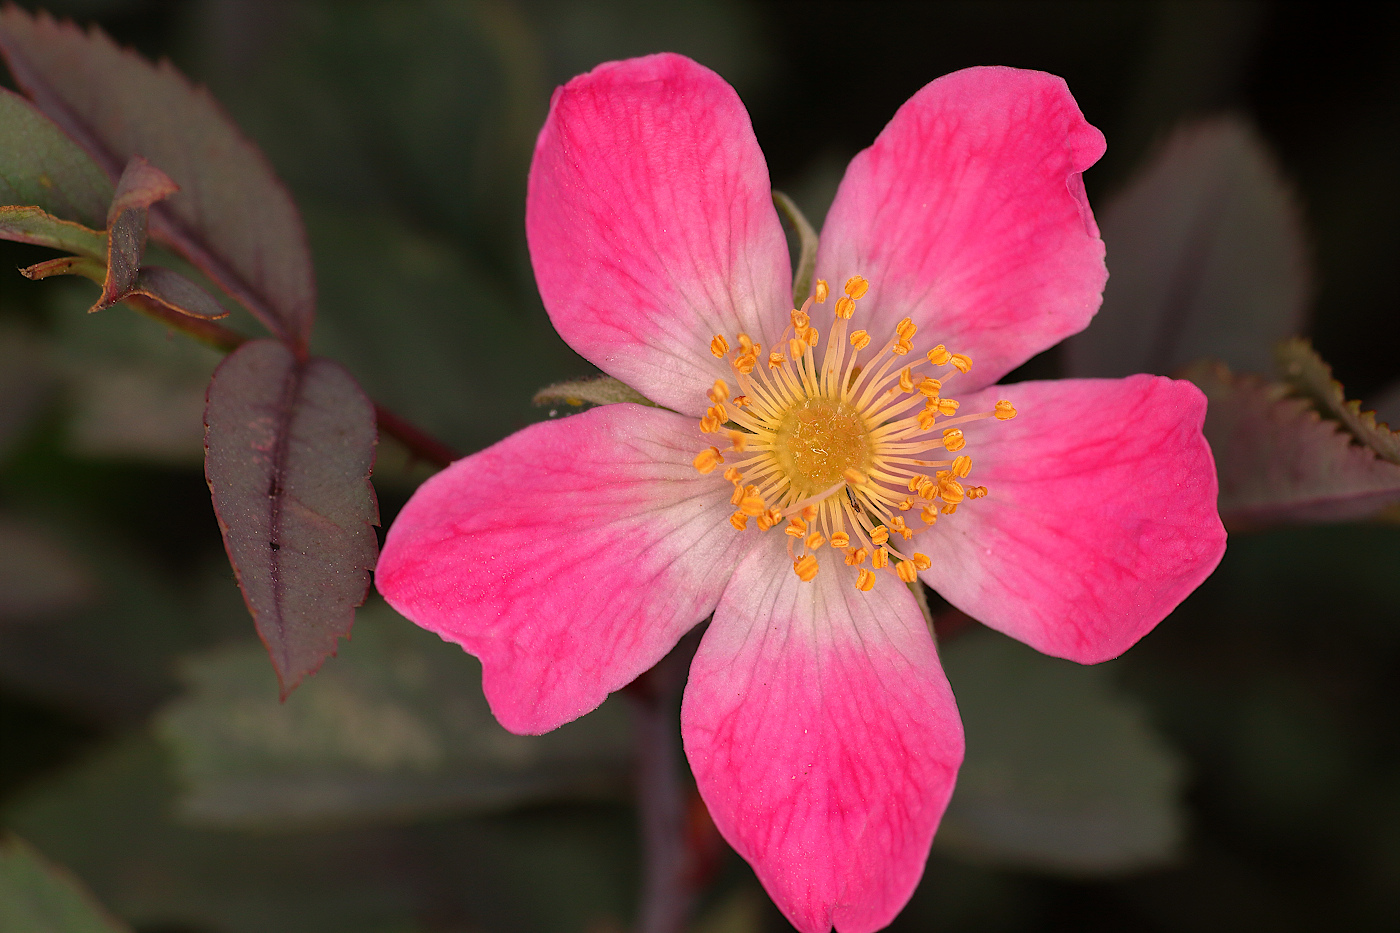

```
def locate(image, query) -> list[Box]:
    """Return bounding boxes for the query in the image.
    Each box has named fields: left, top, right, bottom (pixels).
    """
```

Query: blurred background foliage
left=1, top=0, right=1398, bottom=931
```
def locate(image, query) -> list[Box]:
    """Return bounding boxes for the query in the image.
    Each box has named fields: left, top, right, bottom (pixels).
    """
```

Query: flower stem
left=122, top=294, right=460, bottom=468
left=626, top=630, right=703, bottom=933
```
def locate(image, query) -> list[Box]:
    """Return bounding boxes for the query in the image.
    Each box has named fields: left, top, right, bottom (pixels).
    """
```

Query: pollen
left=693, top=272, right=1013, bottom=589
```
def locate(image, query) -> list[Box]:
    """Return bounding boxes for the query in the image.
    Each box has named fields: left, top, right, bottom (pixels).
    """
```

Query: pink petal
left=527, top=53, right=791, bottom=416
left=918, top=376, right=1227, bottom=663
left=683, top=542, right=963, bottom=933
left=815, top=66, right=1107, bottom=392
left=376, top=404, right=754, bottom=734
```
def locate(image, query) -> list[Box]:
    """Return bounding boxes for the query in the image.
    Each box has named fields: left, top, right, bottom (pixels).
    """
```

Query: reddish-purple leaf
left=130, top=266, right=229, bottom=321
left=0, top=8, right=316, bottom=349
left=0, top=85, right=110, bottom=225
left=93, top=156, right=177, bottom=313
left=1185, top=362, right=1400, bottom=528
left=205, top=340, right=379, bottom=695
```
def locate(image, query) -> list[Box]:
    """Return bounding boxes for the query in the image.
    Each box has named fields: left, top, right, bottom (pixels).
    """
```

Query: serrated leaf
left=0, top=8, right=316, bottom=347
left=1066, top=116, right=1309, bottom=378
left=157, top=599, right=632, bottom=829
left=1185, top=361, right=1400, bottom=526
left=532, top=375, right=654, bottom=408
left=91, top=156, right=177, bottom=313
left=0, top=86, right=110, bottom=225
left=1277, top=338, right=1400, bottom=465
left=0, top=835, right=130, bottom=933
left=936, top=629, right=1186, bottom=875
left=204, top=339, right=378, bottom=695
left=126, top=266, right=229, bottom=320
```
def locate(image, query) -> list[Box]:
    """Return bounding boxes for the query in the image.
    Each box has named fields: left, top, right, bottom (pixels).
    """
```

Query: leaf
left=126, top=266, right=229, bottom=320
left=0, top=86, right=110, bottom=226
left=0, top=8, right=316, bottom=348
left=936, top=629, right=1186, bottom=875
left=1066, top=116, right=1309, bottom=378
left=0, top=325, right=55, bottom=459
left=0, top=835, right=130, bottom=933
left=1185, top=361, right=1400, bottom=526
left=772, top=190, right=818, bottom=304
left=1277, top=337, right=1400, bottom=465
left=156, top=599, right=633, bottom=829
left=204, top=339, right=379, bottom=694
left=533, top=375, right=655, bottom=408
left=90, top=156, right=177, bottom=313
left=0, top=516, right=95, bottom=624
left=0, top=206, right=105, bottom=257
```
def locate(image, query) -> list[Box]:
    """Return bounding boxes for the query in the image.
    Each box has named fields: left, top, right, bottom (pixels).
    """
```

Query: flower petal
left=917, top=376, right=1227, bottom=663
left=682, top=543, right=963, bottom=933
left=815, top=66, right=1107, bottom=392
left=527, top=53, right=791, bottom=416
left=376, top=404, right=754, bottom=734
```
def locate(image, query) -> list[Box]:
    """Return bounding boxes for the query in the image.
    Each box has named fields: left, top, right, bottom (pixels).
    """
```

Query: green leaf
left=0, top=835, right=130, bottom=933
left=1185, top=361, right=1400, bottom=526
left=0, top=207, right=105, bottom=258
left=204, top=339, right=379, bottom=695
left=1277, top=337, right=1400, bottom=464
left=0, top=8, right=316, bottom=348
left=772, top=190, right=818, bottom=304
left=157, top=599, right=633, bottom=829
left=1066, top=117, right=1309, bottom=378
left=936, top=629, right=1186, bottom=875
left=533, top=375, right=655, bottom=409
left=0, top=87, right=111, bottom=226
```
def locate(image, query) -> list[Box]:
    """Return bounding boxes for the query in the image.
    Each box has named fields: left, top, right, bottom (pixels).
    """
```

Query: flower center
left=774, top=397, right=872, bottom=498
left=692, top=275, right=1017, bottom=589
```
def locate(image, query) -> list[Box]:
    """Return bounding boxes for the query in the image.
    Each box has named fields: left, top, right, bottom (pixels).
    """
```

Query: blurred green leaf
left=0, top=207, right=105, bottom=258
left=936, top=628, right=1186, bottom=875
left=0, top=87, right=111, bottom=227
left=0, top=515, right=95, bottom=623
left=1066, top=117, right=1309, bottom=379
left=158, top=599, right=633, bottom=829
left=1185, top=361, right=1400, bottom=526
left=1277, top=337, right=1400, bottom=464
left=533, top=376, right=654, bottom=409
left=0, top=325, right=55, bottom=459
left=0, top=835, right=130, bottom=933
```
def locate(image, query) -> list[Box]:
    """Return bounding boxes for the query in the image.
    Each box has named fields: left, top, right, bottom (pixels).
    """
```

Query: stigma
left=695, top=275, right=1016, bottom=589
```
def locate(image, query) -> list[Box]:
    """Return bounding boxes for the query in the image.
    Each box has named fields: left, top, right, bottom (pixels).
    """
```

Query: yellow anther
left=968, top=485, right=989, bottom=499
left=913, top=553, right=932, bottom=572
left=950, top=353, right=972, bottom=373
left=768, top=350, right=786, bottom=369
left=734, top=352, right=757, bottom=375
left=896, top=559, right=918, bottom=583
left=870, top=525, right=890, bottom=546
left=834, top=296, right=855, bottom=319
left=890, top=516, right=913, bottom=539
left=906, top=474, right=925, bottom=493
left=896, top=317, right=917, bottom=340
left=694, top=447, right=723, bottom=474
left=708, top=380, right=729, bottom=403
left=850, top=330, right=871, bottom=350
left=892, top=338, right=912, bottom=356
left=918, top=378, right=942, bottom=398
left=917, top=478, right=937, bottom=500
left=830, top=531, right=850, bottom=549
left=898, top=367, right=914, bottom=393
left=699, top=413, right=721, bottom=434
left=920, top=506, right=938, bottom=525
left=917, top=410, right=937, bottom=431
left=939, top=478, right=965, bottom=504
left=729, top=511, right=749, bottom=531
left=843, top=468, right=868, bottom=486
left=995, top=400, right=1017, bottom=420
left=846, top=546, right=870, bottom=566
left=789, top=337, right=808, bottom=358
left=793, top=554, right=819, bottom=582
left=856, top=568, right=876, bottom=591
left=737, top=333, right=755, bottom=352
left=942, top=503, right=959, bottom=515
left=732, top=395, right=751, bottom=407
left=814, top=279, right=830, bottom=303
left=805, top=532, right=825, bottom=550
left=723, top=466, right=742, bottom=484
left=785, top=518, right=807, bottom=537
left=942, top=428, right=966, bottom=452
left=871, top=547, right=889, bottom=570
left=936, top=398, right=960, bottom=416
left=927, top=345, right=950, bottom=365
left=709, top=402, right=727, bottom=422
left=897, top=497, right=914, bottom=511
left=791, top=309, right=810, bottom=330
left=952, top=455, right=972, bottom=477
left=757, top=507, right=783, bottom=531
left=801, top=505, right=818, bottom=521
left=730, top=484, right=745, bottom=507
left=845, top=275, right=870, bottom=300
left=710, top=335, right=729, bottom=358
left=805, top=327, right=820, bottom=348
left=727, top=430, right=746, bottom=452
left=740, top=493, right=767, bottom=517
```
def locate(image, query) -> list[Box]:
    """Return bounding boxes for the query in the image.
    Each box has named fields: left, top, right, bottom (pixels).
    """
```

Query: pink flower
left=377, top=54, right=1225, bottom=933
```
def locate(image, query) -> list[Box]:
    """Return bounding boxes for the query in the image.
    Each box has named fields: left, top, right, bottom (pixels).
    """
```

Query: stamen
left=694, top=447, right=723, bottom=474
left=995, top=400, right=1017, bottom=420
left=730, top=512, right=749, bottom=530
left=871, top=547, right=889, bottom=569
left=926, top=345, right=950, bottom=366
left=850, top=330, right=871, bottom=350
left=950, top=354, right=972, bottom=373
left=918, top=378, right=941, bottom=398
left=793, top=554, right=819, bottom=582
left=913, top=553, right=933, bottom=571
left=856, top=568, right=876, bottom=591
left=804, top=532, right=825, bottom=550
left=814, top=279, right=830, bottom=303
left=896, top=559, right=918, bottom=583
left=834, top=296, right=855, bottom=319
left=845, top=276, right=870, bottom=299
left=711, top=335, right=729, bottom=357
left=951, top=455, right=972, bottom=477
left=942, top=428, right=966, bottom=452
left=830, top=531, right=850, bottom=549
